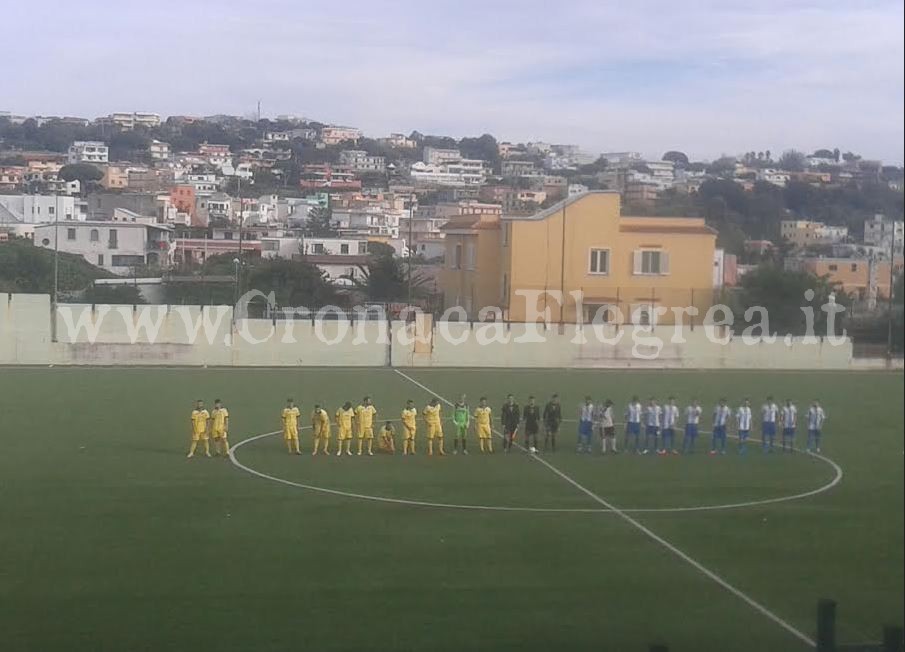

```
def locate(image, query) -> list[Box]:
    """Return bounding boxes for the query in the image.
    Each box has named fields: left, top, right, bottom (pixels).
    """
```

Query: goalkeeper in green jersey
left=452, top=394, right=470, bottom=455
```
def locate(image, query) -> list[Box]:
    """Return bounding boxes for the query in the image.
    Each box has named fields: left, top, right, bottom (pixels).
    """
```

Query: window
left=588, top=248, right=610, bottom=275
left=584, top=303, right=617, bottom=324
left=340, top=244, right=349, bottom=254
left=67, top=228, right=76, bottom=241
left=631, top=303, right=658, bottom=326
left=90, top=229, right=99, bottom=242
left=502, top=223, right=510, bottom=247
left=108, top=229, right=118, bottom=249
left=48, top=206, right=55, bottom=215
left=633, top=250, right=669, bottom=275
left=850, top=263, right=858, bottom=272
left=453, top=243, right=463, bottom=269
left=97, top=254, right=104, bottom=265
left=111, top=255, right=144, bottom=267
left=465, top=243, right=476, bottom=270
left=223, top=231, right=233, bottom=240
left=313, top=243, right=325, bottom=254
left=358, top=241, right=368, bottom=254
left=41, top=238, right=50, bottom=246
left=828, top=264, right=838, bottom=271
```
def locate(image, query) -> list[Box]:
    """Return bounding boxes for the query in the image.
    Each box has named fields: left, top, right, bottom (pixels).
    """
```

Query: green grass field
left=0, top=367, right=902, bottom=652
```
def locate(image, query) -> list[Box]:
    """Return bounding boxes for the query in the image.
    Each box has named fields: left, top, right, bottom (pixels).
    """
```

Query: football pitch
left=0, top=367, right=902, bottom=652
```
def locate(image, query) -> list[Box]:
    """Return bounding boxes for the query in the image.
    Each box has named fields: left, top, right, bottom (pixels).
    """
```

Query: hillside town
left=1, top=109, right=902, bottom=325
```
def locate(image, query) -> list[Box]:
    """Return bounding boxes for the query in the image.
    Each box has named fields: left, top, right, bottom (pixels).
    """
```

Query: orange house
left=169, top=184, right=196, bottom=221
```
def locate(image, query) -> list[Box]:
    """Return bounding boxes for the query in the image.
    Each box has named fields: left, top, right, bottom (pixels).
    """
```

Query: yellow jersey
left=211, top=407, right=229, bottom=433
left=312, top=408, right=330, bottom=435
left=191, top=409, right=210, bottom=435
left=282, top=406, right=300, bottom=431
left=381, top=425, right=396, bottom=439
left=336, top=408, right=355, bottom=430
left=401, top=407, right=418, bottom=429
left=423, top=404, right=442, bottom=426
left=474, top=406, right=492, bottom=426
left=355, top=404, right=377, bottom=429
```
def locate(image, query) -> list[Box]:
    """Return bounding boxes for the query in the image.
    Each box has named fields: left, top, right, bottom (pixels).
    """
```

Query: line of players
left=578, top=395, right=827, bottom=456
left=186, top=394, right=827, bottom=459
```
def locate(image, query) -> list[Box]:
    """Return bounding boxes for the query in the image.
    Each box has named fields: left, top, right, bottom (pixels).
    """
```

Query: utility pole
left=407, top=199, right=414, bottom=308
left=886, top=231, right=897, bottom=359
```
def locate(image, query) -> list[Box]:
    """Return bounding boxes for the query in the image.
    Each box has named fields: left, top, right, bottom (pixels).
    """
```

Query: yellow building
left=440, top=191, right=717, bottom=324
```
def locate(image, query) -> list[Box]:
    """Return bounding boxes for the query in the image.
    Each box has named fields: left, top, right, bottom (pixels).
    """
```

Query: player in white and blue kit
left=735, top=398, right=753, bottom=455
left=711, top=398, right=731, bottom=455
left=683, top=400, right=702, bottom=454
left=643, top=398, right=662, bottom=455
left=761, top=396, right=779, bottom=453
left=577, top=396, right=594, bottom=454
left=660, top=396, right=680, bottom=455
left=806, top=400, right=826, bottom=453
left=624, top=396, right=643, bottom=454
left=781, top=399, right=797, bottom=453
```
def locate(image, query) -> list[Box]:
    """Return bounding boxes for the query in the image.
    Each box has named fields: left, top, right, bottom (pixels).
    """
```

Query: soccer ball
left=529, top=446, right=538, bottom=454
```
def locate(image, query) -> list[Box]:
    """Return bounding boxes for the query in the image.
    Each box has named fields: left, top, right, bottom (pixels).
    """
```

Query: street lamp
left=233, top=257, right=241, bottom=306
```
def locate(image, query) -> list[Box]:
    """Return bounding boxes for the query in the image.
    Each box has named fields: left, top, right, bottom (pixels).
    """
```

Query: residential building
left=169, top=185, right=198, bottom=223
left=298, top=236, right=370, bottom=257
left=332, top=206, right=401, bottom=238
left=377, top=133, right=417, bottom=149
left=299, top=164, right=362, bottom=191
left=780, top=220, right=849, bottom=247
left=34, top=211, right=174, bottom=274
left=67, top=141, right=109, bottom=164
left=339, top=150, right=386, bottom=173
left=320, top=126, right=362, bottom=146
left=786, top=256, right=904, bottom=301
left=409, top=159, right=486, bottom=187
left=85, top=192, right=160, bottom=221
left=744, top=240, right=774, bottom=257
left=104, top=112, right=161, bottom=130
left=0, top=165, right=25, bottom=190
left=101, top=165, right=129, bottom=190
left=624, top=180, right=658, bottom=206
left=863, top=214, right=904, bottom=254
left=422, top=147, right=461, bottom=166
left=757, top=169, right=791, bottom=187
left=0, top=194, right=85, bottom=225
left=149, top=140, right=170, bottom=161
left=501, top=159, right=538, bottom=178
left=601, top=152, right=642, bottom=165
left=264, top=131, right=291, bottom=143
left=440, top=191, right=717, bottom=323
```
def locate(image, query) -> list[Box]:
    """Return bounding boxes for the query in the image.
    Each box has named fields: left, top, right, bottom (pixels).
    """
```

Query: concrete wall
left=0, top=293, right=862, bottom=369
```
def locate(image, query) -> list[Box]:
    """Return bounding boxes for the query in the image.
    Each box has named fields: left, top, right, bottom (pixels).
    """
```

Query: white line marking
left=393, top=368, right=817, bottom=649
left=229, top=430, right=604, bottom=514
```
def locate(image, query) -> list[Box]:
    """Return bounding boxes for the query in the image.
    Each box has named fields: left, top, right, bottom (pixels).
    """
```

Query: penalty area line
left=393, top=368, right=817, bottom=649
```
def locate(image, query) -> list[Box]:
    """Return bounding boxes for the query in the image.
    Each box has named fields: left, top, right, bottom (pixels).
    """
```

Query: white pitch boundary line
left=229, top=429, right=606, bottom=514
left=393, top=368, right=817, bottom=649
left=229, top=427, right=841, bottom=515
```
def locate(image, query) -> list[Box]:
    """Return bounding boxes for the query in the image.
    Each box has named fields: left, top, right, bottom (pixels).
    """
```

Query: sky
left=5, top=0, right=904, bottom=164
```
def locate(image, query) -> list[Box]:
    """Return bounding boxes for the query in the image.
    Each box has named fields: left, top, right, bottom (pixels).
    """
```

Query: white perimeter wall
left=0, top=294, right=865, bottom=369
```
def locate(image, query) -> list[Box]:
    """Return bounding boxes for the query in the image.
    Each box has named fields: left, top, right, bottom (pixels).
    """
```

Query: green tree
left=59, top=163, right=103, bottom=185
left=302, top=205, right=338, bottom=237
left=733, top=265, right=847, bottom=336
left=662, top=150, right=689, bottom=166
left=347, top=252, right=429, bottom=302
left=778, top=149, right=807, bottom=172
left=0, top=239, right=110, bottom=295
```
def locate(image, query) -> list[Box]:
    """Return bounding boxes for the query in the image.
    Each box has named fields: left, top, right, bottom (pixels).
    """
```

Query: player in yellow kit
left=311, top=403, right=331, bottom=456
left=423, top=398, right=446, bottom=456
left=474, top=396, right=494, bottom=453
left=210, top=398, right=230, bottom=457
left=355, top=396, right=378, bottom=456
left=378, top=421, right=396, bottom=454
left=281, top=398, right=301, bottom=455
left=401, top=399, right=418, bottom=455
left=187, top=399, right=211, bottom=458
left=335, top=401, right=355, bottom=456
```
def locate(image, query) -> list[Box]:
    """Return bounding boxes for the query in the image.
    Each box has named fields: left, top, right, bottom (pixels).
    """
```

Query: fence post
left=816, top=598, right=836, bottom=652
left=883, top=625, right=904, bottom=652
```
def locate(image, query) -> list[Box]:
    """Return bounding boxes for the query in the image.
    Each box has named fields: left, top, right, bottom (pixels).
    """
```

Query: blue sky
left=5, top=0, right=904, bottom=163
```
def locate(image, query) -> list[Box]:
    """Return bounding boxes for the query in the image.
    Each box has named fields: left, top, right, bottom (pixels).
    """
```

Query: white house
left=34, top=210, right=175, bottom=274
left=339, top=150, right=386, bottom=173
left=68, top=141, right=109, bottom=165
left=864, top=214, right=904, bottom=254
left=422, top=147, right=462, bottom=166
left=0, top=194, right=86, bottom=224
